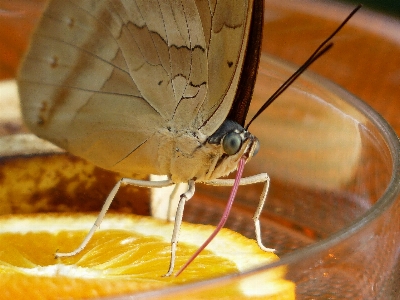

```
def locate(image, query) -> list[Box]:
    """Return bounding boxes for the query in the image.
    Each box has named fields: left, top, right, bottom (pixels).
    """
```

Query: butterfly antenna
left=245, top=4, right=362, bottom=130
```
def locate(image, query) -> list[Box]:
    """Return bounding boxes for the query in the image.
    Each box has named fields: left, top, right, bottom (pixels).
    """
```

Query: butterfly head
left=161, top=119, right=258, bottom=183
left=202, top=119, right=259, bottom=181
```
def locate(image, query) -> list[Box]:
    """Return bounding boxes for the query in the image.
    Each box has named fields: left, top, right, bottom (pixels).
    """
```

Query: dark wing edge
left=226, top=0, right=264, bottom=126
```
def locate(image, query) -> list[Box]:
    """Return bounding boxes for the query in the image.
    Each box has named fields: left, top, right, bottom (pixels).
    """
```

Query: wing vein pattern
left=18, top=0, right=253, bottom=176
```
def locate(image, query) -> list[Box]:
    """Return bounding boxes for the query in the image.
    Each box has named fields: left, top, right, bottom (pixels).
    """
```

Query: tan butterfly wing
left=18, top=0, right=254, bottom=177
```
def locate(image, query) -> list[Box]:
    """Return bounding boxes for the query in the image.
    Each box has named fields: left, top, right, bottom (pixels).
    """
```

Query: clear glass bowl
left=0, top=53, right=399, bottom=299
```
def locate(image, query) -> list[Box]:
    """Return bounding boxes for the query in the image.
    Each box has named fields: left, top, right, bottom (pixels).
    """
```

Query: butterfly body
left=17, top=0, right=265, bottom=277
left=18, top=0, right=259, bottom=184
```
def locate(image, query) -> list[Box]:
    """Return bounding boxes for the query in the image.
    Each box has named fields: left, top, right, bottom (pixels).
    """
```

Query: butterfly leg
left=164, top=179, right=195, bottom=277
left=166, top=183, right=188, bottom=221
left=250, top=173, right=275, bottom=252
left=55, top=177, right=173, bottom=259
left=205, top=173, right=275, bottom=253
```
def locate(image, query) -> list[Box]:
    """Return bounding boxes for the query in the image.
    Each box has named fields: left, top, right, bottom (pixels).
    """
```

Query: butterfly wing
left=18, top=0, right=256, bottom=175
left=188, top=0, right=256, bottom=135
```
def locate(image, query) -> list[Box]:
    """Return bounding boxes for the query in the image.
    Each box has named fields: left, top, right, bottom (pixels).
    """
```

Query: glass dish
left=0, top=52, right=399, bottom=299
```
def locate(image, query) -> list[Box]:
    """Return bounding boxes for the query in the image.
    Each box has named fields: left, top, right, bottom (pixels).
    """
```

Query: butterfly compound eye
left=222, top=132, right=242, bottom=155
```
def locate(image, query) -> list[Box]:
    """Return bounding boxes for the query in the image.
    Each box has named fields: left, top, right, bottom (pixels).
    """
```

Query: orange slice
left=0, top=213, right=295, bottom=299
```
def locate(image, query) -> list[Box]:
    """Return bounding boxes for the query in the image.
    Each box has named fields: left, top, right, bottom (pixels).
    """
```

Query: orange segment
left=0, top=213, right=295, bottom=299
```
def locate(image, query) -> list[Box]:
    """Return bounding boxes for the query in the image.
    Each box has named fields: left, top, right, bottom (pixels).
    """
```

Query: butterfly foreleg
left=164, top=179, right=195, bottom=277
left=55, top=177, right=174, bottom=259
left=205, top=173, right=275, bottom=253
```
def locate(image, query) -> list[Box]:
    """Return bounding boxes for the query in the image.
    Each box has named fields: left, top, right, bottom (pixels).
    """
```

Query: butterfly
left=17, top=0, right=361, bottom=276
